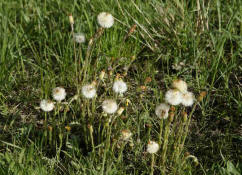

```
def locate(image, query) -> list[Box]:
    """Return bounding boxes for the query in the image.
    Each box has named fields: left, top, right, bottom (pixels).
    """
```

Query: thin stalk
left=158, top=119, right=164, bottom=146
left=101, top=122, right=111, bottom=175
left=88, top=125, right=95, bottom=153
left=161, top=120, right=171, bottom=168
left=150, top=154, right=155, bottom=175
left=176, top=101, right=199, bottom=162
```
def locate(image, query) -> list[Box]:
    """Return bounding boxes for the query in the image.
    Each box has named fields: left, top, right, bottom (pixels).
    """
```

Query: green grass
left=0, top=0, right=241, bottom=174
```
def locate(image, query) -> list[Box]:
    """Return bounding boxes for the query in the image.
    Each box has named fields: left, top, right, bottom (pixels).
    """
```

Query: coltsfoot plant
left=35, top=12, right=207, bottom=175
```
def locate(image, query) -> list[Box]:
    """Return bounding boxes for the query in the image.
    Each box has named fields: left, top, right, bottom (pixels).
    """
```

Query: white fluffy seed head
left=147, top=141, right=159, bottom=154
left=97, top=12, right=114, bottom=28
left=102, top=99, right=118, bottom=114
left=113, top=79, right=127, bottom=94
left=121, top=129, right=132, bottom=141
left=82, top=84, right=96, bottom=99
left=155, top=103, right=170, bottom=119
left=172, top=79, right=188, bottom=93
left=74, top=33, right=85, bottom=43
left=181, top=92, right=195, bottom=107
left=52, top=87, right=66, bottom=102
left=40, top=99, right=55, bottom=112
left=165, top=89, right=183, bottom=106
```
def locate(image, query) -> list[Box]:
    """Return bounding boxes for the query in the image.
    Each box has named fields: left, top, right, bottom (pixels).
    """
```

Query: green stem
left=176, top=101, right=199, bottom=163
left=158, top=119, right=164, bottom=146
left=161, top=120, right=171, bottom=168
left=150, top=154, right=155, bottom=175
left=101, top=122, right=111, bottom=175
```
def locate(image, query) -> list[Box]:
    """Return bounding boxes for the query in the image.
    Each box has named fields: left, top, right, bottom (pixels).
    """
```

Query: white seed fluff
left=181, top=91, right=195, bottom=107
left=172, top=79, right=188, bottom=93
left=82, top=84, right=96, bottom=99
left=40, top=99, right=55, bottom=112
left=121, top=129, right=132, bottom=141
left=165, top=89, right=183, bottom=106
left=52, top=87, right=66, bottom=102
left=102, top=99, right=118, bottom=114
left=97, top=12, right=114, bottom=28
left=113, top=80, right=127, bottom=94
left=155, top=103, right=170, bottom=119
left=74, top=33, right=85, bottom=43
left=147, top=141, right=159, bottom=154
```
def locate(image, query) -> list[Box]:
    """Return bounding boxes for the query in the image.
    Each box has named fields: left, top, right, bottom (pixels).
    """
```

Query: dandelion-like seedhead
left=121, top=129, right=132, bottom=141
left=102, top=99, right=118, bottom=114
left=74, top=33, right=85, bottom=43
left=155, top=103, right=170, bottom=119
left=181, top=92, right=195, bottom=106
left=82, top=84, right=96, bottom=99
left=172, top=79, right=188, bottom=93
left=113, top=79, right=127, bottom=94
left=97, top=12, right=114, bottom=28
left=147, top=141, right=159, bottom=154
left=52, top=87, right=66, bottom=102
left=165, top=89, right=183, bottom=106
left=40, top=99, right=55, bottom=112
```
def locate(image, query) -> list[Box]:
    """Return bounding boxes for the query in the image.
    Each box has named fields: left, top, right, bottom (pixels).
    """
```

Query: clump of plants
left=37, top=12, right=206, bottom=175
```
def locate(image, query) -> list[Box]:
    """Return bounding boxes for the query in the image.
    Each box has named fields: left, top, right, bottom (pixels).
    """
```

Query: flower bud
left=99, top=70, right=105, bottom=80
left=169, top=112, right=174, bottom=122
left=117, top=107, right=125, bottom=116
left=170, top=106, right=176, bottom=112
left=68, top=14, right=74, bottom=25
left=88, top=124, right=93, bottom=133
left=182, top=111, right=188, bottom=122
left=65, top=126, right=71, bottom=131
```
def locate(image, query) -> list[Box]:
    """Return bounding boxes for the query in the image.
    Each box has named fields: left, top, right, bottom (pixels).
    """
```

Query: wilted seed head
left=40, top=99, right=55, bottom=112
left=155, top=103, right=170, bottom=119
left=165, top=89, right=183, bottom=106
left=198, top=91, right=207, bottom=101
left=145, top=77, right=152, bottom=84
left=140, top=85, right=147, bottom=91
left=172, top=79, right=188, bottom=93
left=121, top=129, right=132, bottom=141
left=97, top=12, right=114, bottom=28
left=147, top=141, right=159, bottom=154
left=181, top=92, right=195, bottom=107
left=52, top=87, right=66, bottom=102
left=113, top=79, right=127, bottom=94
left=81, top=84, right=96, bottom=99
left=184, top=152, right=190, bottom=157
left=47, top=127, right=52, bottom=133
left=74, top=33, right=85, bottom=43
left=102, top=99, right=118, bottom=114
left=170, top=106, right=176, bottom=112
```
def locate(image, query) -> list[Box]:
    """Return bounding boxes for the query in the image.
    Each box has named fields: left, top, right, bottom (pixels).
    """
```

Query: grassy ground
left=0, top=0, right=241, bottom=174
